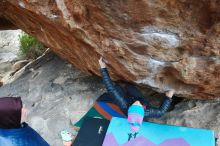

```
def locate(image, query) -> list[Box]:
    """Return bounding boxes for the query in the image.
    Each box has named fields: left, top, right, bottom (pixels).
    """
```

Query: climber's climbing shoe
left=60, top=130, right=73, bottom=142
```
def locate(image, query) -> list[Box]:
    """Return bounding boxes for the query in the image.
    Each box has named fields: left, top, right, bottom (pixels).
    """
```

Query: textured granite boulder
left=0, top=30, right=22, bottom=83
left=1, top=0, right=220, bottom=99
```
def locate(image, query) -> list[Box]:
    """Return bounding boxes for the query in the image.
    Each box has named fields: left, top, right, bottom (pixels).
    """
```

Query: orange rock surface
left=1, top=0, right=220, bottom=99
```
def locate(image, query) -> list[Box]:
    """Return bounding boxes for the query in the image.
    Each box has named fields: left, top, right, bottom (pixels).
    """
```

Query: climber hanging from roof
left=98, top=57, right=174, bottom=132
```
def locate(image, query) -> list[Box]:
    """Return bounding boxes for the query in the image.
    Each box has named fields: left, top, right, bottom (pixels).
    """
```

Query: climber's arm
left=144, top=96, right=172, bottom=118
left=99, top=58, right=128, bottom=113
left=99, top=57, right=118, bottom=94
left=144, top=90, right=174, bottom=119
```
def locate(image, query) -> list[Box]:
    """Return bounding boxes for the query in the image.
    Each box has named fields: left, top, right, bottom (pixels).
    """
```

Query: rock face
left=1, top=0, right=220, bottom=99
left=0, top=30, right=23, bottom=84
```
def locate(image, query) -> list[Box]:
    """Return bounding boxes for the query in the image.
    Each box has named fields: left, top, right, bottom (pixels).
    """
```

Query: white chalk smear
left=18, top=1, right=25, bottom=8
left=138, top=26, right=180, bottom=48
left=55, top=0, right=78, bottom=28
left=135, top=57, right=165, bottom=88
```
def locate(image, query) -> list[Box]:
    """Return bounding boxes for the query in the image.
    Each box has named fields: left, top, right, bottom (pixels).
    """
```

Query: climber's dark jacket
left=100, top=68, right=172, bottom=120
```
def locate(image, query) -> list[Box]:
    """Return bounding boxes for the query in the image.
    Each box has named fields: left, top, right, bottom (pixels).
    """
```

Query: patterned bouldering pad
left=102, top=117, right=215, bottom=146
left=74, top=102, right=125, bottom=127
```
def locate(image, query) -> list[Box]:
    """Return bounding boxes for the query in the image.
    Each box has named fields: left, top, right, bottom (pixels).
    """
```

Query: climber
left=98, top=57, right=174, bottom=131
left=0, top=97, right=49, bottom=146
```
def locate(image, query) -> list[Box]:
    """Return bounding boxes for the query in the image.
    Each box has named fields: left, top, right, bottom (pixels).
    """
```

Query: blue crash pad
left=102, top=117, right=215, bottom=146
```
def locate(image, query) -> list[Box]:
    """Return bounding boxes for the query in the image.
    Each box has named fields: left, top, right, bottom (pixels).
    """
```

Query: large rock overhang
left=1, top=0, right=220, bottom=99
